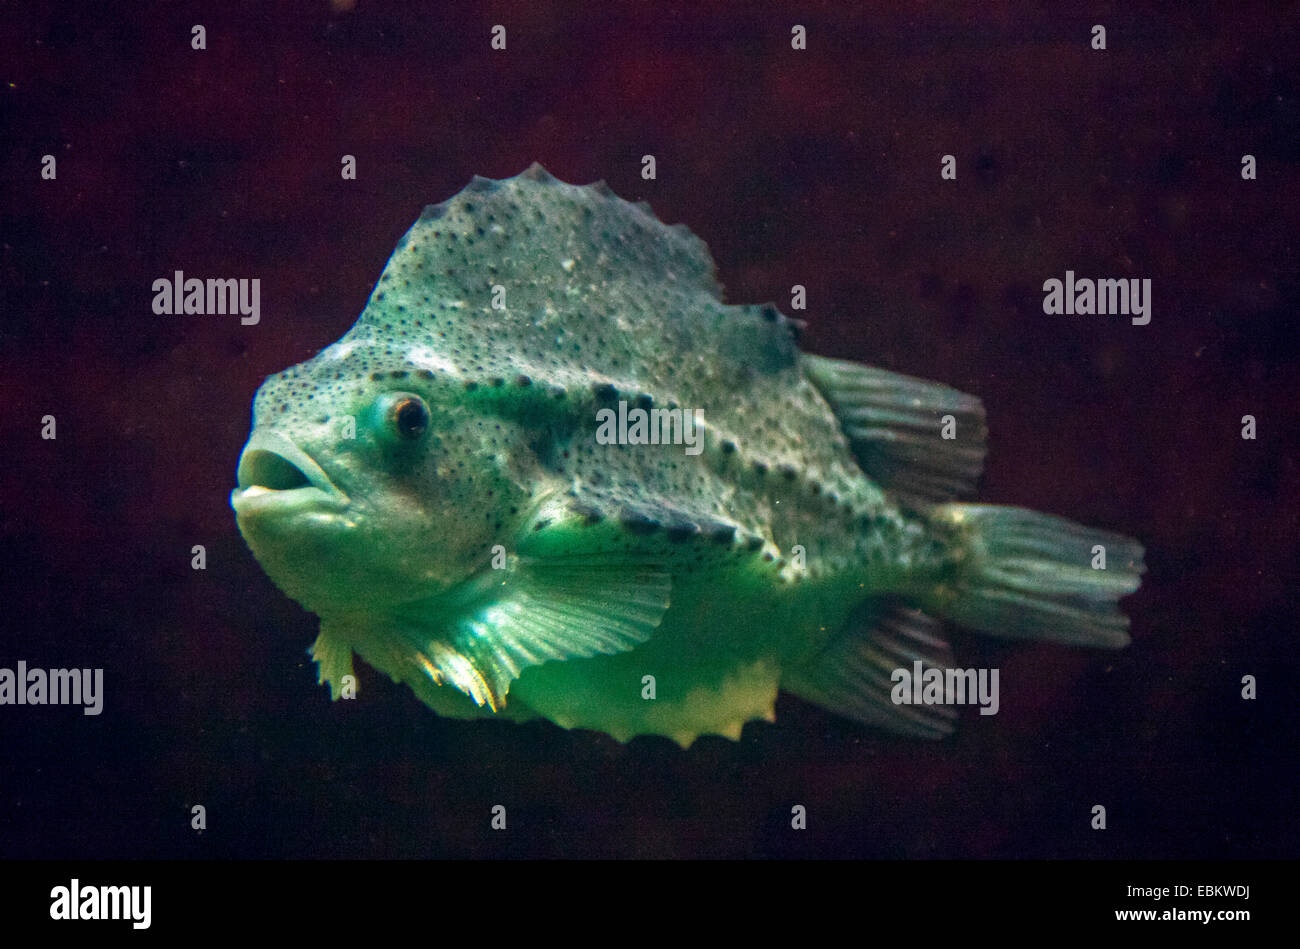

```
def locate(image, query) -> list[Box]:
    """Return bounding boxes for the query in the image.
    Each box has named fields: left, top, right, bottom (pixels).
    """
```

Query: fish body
left=232, top=164, right=1144, bottom=746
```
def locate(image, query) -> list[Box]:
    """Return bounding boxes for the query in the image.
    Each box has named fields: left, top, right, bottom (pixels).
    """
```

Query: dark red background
left=0, top=1, right=1295, bottom=858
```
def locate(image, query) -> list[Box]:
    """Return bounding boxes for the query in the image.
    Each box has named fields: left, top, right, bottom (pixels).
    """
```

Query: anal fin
left=781, top=602, right=958, bottom=739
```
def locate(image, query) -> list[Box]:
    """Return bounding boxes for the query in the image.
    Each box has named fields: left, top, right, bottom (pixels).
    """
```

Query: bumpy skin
left=233, top=164, right=1140, bottom=746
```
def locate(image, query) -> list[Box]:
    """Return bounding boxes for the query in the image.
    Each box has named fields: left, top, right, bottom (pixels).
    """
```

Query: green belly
left=509, top=567, right=857, bottom=745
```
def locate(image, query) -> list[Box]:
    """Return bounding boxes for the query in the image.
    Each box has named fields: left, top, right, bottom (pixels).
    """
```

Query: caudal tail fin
left=924, top=504, right=1144, bottom=648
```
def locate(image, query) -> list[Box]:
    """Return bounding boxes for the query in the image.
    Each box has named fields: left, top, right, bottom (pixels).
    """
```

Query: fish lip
left=231, top=430, right=349, bottom=513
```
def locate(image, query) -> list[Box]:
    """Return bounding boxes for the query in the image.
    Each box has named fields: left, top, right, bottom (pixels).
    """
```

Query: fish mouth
left=231, top=430, right=348, bottom=516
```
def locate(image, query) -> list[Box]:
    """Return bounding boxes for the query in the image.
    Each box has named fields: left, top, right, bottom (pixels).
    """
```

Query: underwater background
left=1, top=0, right=1295, bottom=858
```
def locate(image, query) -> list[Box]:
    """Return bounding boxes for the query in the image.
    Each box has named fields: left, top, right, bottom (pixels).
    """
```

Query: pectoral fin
left=382, top=547, right=671, bottom=711
left=439, top=554, right=672, bottom=709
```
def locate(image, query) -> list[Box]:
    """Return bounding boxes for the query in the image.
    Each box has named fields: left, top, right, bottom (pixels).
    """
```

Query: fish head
left=231, top=335, right=529, bottom=617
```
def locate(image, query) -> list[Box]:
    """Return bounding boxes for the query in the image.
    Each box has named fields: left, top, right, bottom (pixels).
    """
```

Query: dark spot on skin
left=763, top=552, right=775, bottom=562
left=746, top=536, right=764, bottom=552
left=593, top=382, right=617, bottom=401
left=753, top=462, right=768, bottom=476
left=464, top=380, right=479, bottom=391
left=516, top=375, right=532, bottom=387
left=721, top=440, right=737, bottom=454
left=634, top=393, right=653, bottom=411
left=780, top=464, right=798, bottom=481
left=620, top=512, right=659, bottom=535
left=391, top=370, right=407, bottom=379
left=419, top=370, right=435, bottom=379
left=533, top=518, right=553, bottom=532
left=490, top=377, right=505, bottom=387
left=550, top=386, right=566, bottom=399
left=665, top=522, right=699, bottom=542
left=709, top=525, right=736, bottom=544
left=572, top=502, right=604, bottom=525
left=371, top=373, right=385, bottom=382
left=810, top=481, right=822, bottom=495
left=759, top=303, right=780, bottom=322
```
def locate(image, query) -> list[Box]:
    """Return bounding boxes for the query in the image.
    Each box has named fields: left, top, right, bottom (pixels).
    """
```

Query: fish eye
left=387, top=394, right=430, bottom=440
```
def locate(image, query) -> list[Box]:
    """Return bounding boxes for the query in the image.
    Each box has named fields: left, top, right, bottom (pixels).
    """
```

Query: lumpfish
left=231, top=163, right=1144, bottom=747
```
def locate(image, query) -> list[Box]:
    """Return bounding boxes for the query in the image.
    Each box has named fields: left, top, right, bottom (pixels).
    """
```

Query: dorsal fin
left=377, top=163, right=722, bottom=308
left=337, top=164, right=815, bottom=404
left=802, top=353, right=987, bottom=508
